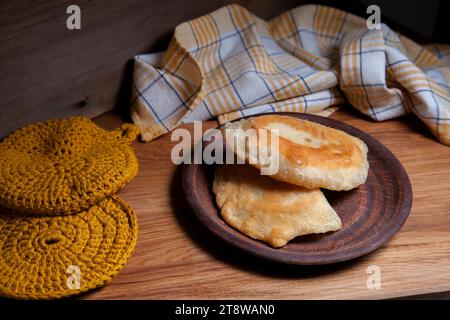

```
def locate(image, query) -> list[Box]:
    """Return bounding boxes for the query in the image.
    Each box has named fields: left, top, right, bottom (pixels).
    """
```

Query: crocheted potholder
left=0, top=116, right=140, bottom=215
left=0, top=195, right=138, bottom=299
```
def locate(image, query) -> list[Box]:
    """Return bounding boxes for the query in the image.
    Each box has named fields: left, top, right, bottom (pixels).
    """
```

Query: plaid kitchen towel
left=131, top=4, right=450, bottom=145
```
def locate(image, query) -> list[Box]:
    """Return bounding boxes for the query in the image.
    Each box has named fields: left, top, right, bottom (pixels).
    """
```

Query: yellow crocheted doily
left=0, top=117, right=140, bottom=215
left=0, top=195, right=138, bottom=299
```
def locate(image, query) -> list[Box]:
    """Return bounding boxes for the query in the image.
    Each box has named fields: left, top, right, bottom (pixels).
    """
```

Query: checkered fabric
left=131, top=4, right=450, bottom=145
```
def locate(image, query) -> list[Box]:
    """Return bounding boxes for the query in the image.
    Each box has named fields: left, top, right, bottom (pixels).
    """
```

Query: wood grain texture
left=1, top=0, right=433, bottom=143
left=0, top=0, right=304, bottom=139
left=85, top=108, right=450, bottom=300
left=183, top=113, right=413, bottom=265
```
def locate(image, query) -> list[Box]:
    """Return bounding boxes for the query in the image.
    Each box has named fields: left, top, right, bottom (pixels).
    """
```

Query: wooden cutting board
left=88, top=108, right=450, bottom=299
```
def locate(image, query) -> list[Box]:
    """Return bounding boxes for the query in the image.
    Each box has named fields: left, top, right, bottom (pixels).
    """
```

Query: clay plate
left=182, top=113, right=412, bottom=265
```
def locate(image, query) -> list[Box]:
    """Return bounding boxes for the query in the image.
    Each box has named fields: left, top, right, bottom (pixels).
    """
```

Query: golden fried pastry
left=223, top=115, right=369, bottom=191
left=213, top=165, right=341, bottom=247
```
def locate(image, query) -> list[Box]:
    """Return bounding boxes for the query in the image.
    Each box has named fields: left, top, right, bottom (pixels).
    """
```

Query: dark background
left=0, top=0, right=448, bottom=139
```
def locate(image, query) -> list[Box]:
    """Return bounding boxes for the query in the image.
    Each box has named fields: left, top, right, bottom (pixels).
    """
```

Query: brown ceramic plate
left=182, top=113, right=412, bottom=265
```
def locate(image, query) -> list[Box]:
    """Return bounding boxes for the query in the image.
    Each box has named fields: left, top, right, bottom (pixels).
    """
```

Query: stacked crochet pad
left=0, top=117, right=140, bottom=299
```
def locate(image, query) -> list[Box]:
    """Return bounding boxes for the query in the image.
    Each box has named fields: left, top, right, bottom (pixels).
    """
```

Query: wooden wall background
left=0, top=0, right=306, bottom=138
left=0, top=0, right=444, bottom=138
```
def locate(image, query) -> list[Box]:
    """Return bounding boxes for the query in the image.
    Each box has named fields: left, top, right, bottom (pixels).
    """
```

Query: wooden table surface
left=88, top=108, right=450, bottom=300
